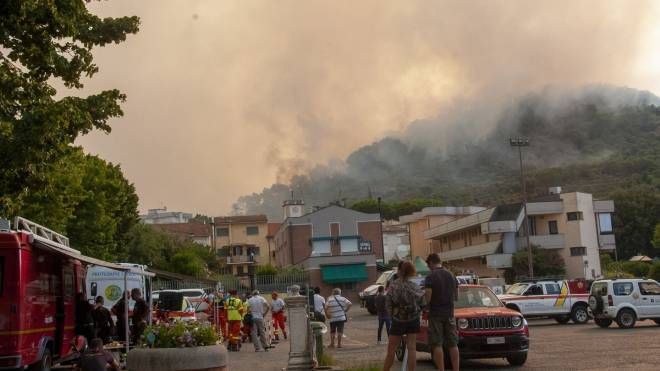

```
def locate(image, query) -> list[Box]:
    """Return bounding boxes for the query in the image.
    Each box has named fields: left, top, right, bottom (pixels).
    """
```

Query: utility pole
left=510, top=137, right=534, bottom=279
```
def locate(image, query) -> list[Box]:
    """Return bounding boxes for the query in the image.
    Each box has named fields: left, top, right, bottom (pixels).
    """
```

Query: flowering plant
left=140, top=321, right=220, bottom=348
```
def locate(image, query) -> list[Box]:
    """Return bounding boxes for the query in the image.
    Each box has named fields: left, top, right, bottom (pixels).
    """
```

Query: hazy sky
left=78, top=0, right=660, bottom=216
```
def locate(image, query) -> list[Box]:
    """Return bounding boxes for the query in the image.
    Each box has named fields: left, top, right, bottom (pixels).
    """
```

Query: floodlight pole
left=510, top=137, right=534, bottom=279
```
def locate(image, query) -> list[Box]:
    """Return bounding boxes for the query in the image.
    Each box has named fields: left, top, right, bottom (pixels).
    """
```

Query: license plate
left=487, top=337, right=505, bottom=345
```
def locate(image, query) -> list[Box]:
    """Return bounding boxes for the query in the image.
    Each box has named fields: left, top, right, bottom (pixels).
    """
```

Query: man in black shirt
left=131, top=288, right=148, bottom=344
left=424, top=253, right=459, bottom=371
left=92, top=296, right=114, bottom=343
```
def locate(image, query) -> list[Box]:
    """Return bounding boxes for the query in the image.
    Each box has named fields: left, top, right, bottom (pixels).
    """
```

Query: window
left=237, top=266, right=244, bottom=275
left=613, top=282, right=633, bottom=296
left=0, top=257, right=4, bottom=296
left=311, top=240, right=331, bottom=256
left=216, top=227, right=229, bottom=237
left=524, top=285, right=543, bottom=296
left=570, top=246, right=586, bottom=256
left=567, top=212, right=583, bottom=221
left=232, top=246, right=243, bottom=256
left=638, top=282, right=660, bottom=295
left=340, top=238, right=359, bottom=254
left=548, top=220, right=558, bottom=235
left=598, top=213, right=613, bottom=234
left=336, top=282, right=357, bottom=291
left=545, top=283, right=561, bottom=295
left=246, top=226, right=259, bottom=235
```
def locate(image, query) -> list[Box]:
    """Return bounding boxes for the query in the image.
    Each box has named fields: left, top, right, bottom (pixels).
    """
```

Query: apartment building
left=140, top=207, right=193, bottom=224
left=400, top=206, right=486, bottom=261
left=422, top=189, right=615, bottom=279
left=382, top=222, right=410, bottom=262
left=213, top=215, right=269, bottom=276
left=273, top=201, right=384, bottom=300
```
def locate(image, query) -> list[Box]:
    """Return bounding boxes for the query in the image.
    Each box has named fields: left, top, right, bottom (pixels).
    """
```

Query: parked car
left=498, top=279, right=590, bottom=324
left=359, top=270, right=396, bottom=314
left=588, top=278, right=660, bottom=329
left=153, top=291, right=196, bottom=323
left=398, top=285, right=529, bottom=367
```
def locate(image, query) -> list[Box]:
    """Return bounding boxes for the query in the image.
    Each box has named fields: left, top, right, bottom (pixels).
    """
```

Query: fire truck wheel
left=594, top=318, right=613, bottom=328
left=29, top=348, right=52, bottom=371
left=554, top=315, right=570, bottom=324
left=506, top=352, right=528, bottom=366
left=571, top=304, right=589, bottom=324
left=615, top=309, right=636, bottom=329
left=395, top=340, right=405, bottom=362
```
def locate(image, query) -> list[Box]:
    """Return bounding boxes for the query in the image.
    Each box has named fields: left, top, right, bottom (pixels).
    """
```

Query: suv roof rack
left=13, top=216, right=70, bottom=247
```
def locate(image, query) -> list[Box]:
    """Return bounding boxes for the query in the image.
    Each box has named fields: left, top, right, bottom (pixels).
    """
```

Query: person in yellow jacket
left=226, top=289, right=245, bottom=351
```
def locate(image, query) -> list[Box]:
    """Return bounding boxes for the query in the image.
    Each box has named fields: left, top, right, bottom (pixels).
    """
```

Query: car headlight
left=458, top=318, right=469, bottom=330
left=511, top=316, right=522, bottom=327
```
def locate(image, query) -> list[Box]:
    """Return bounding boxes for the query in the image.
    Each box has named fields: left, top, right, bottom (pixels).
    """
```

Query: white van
left=86, top=263, right=150, bottom=311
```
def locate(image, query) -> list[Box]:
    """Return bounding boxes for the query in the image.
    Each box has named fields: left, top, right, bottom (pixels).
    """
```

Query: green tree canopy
left=512, top=247, right=566, bottom=279
left=610, top=185, right=660, bottom=259
left=0, top=0, right=139, bottom=215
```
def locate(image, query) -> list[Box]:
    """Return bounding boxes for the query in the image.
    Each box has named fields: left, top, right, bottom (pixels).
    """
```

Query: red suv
left=396, top=285, right=529, bottom=367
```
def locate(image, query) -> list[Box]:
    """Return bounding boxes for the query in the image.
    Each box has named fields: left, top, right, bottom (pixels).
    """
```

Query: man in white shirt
left=270, top=292, right=287, bottom=340
left=313, top=287, right=326, bottom=322
left=246, top=290, right=270, bottom=352
left=325, top=288, right=352, bottom=348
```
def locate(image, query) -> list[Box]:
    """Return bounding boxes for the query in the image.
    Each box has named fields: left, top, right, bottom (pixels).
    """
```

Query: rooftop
left=153, top=222, right=210, bottom=237
left=214, top=215, right=268, bottom=224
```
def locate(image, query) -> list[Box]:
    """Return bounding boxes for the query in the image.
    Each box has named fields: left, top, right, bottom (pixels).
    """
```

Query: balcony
left=598, top=234, right=616, bottom=250
left=438, top=240, right=500, bottom=262
left=526, top=201, right=563, bottom=215
left=226, top=255, right=256, bottom=264
left=517, top=234, right=565, bottom=249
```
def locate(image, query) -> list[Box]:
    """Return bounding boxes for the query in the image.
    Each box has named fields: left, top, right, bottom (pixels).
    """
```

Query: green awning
left=321, top=263, right=368, bottom=284
left=414, top=256, right=430, bottom=275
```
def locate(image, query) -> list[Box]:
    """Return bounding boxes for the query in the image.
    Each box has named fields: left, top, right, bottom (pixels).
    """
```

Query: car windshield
left=456, top=287, right=502, bottom=308
left=179, top=290, right=203, bottom=297
left=375, top=271, right=394, bottom=285
left=505, top=283, right=529, bottom=295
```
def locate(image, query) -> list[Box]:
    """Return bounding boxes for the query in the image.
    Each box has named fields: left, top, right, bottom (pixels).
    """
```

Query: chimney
left=549, top=186, right=562, bottom=195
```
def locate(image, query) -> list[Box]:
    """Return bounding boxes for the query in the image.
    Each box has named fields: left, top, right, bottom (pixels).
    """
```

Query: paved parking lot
left=229, top=307, right=660, bottom=370
left=328, top=309, right=660, bottom=370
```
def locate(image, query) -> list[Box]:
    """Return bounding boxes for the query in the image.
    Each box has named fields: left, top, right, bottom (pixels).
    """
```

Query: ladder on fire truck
left=13, top=216, right=71, bottom=248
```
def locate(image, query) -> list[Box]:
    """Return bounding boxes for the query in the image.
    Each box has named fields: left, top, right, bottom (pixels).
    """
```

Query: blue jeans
left=378, top=318, right=392, bottom=341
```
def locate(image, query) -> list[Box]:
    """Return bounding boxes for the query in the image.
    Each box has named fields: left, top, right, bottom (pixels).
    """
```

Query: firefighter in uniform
left=226, top=289, right=244, bottom=351
left=214, top=290, right=227, bottom=339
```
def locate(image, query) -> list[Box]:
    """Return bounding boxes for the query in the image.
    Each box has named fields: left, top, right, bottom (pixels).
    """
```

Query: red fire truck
left=0, top=217, right=149, bottom=370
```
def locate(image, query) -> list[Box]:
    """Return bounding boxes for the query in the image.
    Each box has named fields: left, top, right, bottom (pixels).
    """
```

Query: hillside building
left=213, top=215, right=269, bottom=276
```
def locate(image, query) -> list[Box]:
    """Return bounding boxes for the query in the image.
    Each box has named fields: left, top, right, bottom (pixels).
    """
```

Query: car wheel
left=571, top=304, right=589, bottom=324
left=506, top=352, right=528, bottom=366
left=29, top=348, right=52, bottom=371
left=594, top=318, right=613, bottom=328
left=554, top=315, right=571, bottom=324
left=615, top=309, right=636, bottom=329
left=395, top=339, right=405, bottom=362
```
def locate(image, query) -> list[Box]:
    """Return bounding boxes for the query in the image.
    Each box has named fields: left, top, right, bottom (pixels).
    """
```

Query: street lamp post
left=510, top=137, right=534, bottom=279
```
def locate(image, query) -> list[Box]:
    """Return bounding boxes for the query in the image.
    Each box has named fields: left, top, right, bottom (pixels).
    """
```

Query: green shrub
left=621, top=261, right=651, bottom=277
left=648, top=261, right=660, bottom=281
left=140, top=321, right=219, bottom=348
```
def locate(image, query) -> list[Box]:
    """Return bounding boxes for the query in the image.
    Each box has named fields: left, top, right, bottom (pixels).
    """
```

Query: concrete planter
left=127, top=345, right=227, bottom=371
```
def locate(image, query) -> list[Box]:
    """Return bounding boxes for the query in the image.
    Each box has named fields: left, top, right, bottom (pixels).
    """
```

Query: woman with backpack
left=383, top=261, right=424, bottom=371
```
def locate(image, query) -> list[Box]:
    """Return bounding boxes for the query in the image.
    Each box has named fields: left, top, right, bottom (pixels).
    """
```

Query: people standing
left=226, top=289, right=245, bottom=351
left=75, top=293, right=95, bottom=343
left=246, top=290, right=271, bottom=352
left=111, top=291, right=129, bottom=341
left=131, top=288, right=148, bottom=344
left=271, top=292, right=287, bottom=340
left=383, top=261, right=424, bottom=371
left=375, top=285, right=391, bottom=344
left=312, top=287, right=326, bottom=323
left=325, top=288, right=352, bottom=348
left=92, top=296, right=114, bottom=343
left=424, top=253, right=459, bottom=371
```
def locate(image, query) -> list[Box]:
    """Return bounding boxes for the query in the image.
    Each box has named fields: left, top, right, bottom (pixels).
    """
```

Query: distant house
left=629, top=255, right=653, bottom=262
left=213, top=215, right=269, bottom=276
left=152, top=222, right=211, bottom=246
left=140, top=207, right=193, bottom=224
left=273, top=198, right=384, bottom=300
left=401, top=188, right=616, bottom=280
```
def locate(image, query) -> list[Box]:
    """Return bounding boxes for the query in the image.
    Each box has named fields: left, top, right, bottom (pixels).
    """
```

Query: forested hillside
left=236, top=85, right=660, bottom=258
